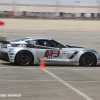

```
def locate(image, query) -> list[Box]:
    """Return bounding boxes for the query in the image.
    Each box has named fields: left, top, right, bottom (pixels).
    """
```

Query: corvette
left=0, top=36, right=100, bottom=66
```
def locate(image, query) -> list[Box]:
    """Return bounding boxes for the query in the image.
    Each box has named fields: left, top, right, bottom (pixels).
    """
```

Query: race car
left=0, top=36, right=100, bottom=66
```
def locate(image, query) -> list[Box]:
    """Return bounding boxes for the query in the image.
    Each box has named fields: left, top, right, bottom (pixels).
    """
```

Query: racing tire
left=16, top=51, right=33, bottom=66
left=79, top=52, right=96, bottom=66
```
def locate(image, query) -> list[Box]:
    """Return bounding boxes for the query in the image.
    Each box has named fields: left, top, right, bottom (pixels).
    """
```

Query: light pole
left=55, top=0, right=59, bottom=17
left=97, top=0, right=100, bottom=17
left=13, top=0, right=16, bottom=16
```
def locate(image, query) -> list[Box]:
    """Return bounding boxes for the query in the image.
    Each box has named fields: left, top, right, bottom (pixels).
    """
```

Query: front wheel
left=16, top=51, right=33, bottom=66
left=79, top=52, right=96, bottom=66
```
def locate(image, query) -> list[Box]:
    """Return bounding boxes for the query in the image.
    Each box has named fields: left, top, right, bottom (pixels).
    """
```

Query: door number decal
left=44, top=50, right=60, bottom=59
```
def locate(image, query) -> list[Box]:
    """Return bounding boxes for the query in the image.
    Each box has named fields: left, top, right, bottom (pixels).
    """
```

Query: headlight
left=11, top=44, right=27, bottom=47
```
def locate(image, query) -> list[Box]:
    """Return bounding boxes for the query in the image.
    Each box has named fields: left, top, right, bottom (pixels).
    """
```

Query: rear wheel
left=16, top=51, right=33, bottom=66
left=79, top=52, right=96, bottom=66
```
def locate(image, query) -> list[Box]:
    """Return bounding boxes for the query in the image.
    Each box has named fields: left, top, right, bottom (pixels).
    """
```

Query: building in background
left=0, top=1, right=100, bottom=19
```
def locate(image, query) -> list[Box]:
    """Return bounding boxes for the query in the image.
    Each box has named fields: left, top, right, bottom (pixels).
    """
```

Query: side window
left=37, top=40, right=52, bottom=47
left=50, top=40, right=66, bottom=48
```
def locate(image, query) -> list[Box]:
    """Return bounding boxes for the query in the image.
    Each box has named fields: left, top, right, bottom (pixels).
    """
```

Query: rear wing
left=0, top=39, right=10, bottom=44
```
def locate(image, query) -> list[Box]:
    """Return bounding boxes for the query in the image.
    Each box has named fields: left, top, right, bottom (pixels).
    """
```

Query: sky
left=1, top=0, right=99, bottom=4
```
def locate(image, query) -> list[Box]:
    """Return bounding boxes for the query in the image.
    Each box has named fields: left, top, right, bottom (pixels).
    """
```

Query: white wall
left=0, top=1, right=99, bottom=13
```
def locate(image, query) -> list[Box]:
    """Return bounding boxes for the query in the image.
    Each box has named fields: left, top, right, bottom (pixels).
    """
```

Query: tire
left=16, top=51, right=33, bottom=66
left=79, top=52, right=96, bottom=66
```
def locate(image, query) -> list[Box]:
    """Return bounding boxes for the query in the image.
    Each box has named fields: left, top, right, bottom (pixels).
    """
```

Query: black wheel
left=16, top=51, right=33, bottom=66
left=79, top=52, right=96, bottom=66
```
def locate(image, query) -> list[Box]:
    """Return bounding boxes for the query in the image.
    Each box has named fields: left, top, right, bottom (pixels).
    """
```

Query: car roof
left=30, top=36, right=52, bottom=40
left=10, top=36, right=52, bottom=42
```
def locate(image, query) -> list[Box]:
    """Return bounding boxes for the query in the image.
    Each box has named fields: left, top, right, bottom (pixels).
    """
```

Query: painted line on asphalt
left=0, top=79, right=99, bottom=83
left=0, top=67, right=23, bottom=68
left=65, top=81, right=100, bottom=83
left=0, top=78, right=99, bottom=83
left=67, top=69, right=100, bottom=70
left=0, top=79, right=57, bottom=82
left=0, top=67, right=100, bottom=71
left=42, top=69, right=93, bottom=100
left=46, top=68, right=100, bottom=70
left=0, top=67, right=38, bottom=69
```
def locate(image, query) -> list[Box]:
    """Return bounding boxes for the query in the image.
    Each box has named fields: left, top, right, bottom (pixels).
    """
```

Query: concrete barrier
left=0, top=18, right=100, bottom=32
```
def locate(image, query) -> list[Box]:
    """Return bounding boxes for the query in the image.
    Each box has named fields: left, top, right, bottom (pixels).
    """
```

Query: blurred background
left=0, top=0, right=100, bottom=19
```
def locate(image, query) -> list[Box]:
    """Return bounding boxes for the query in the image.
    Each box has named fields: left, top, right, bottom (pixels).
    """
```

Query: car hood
left=66, top=45, right=92, bottom=51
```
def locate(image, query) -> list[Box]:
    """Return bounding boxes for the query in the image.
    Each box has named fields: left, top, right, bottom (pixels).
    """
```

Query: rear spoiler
left=0, top=39, right=10, bottom=44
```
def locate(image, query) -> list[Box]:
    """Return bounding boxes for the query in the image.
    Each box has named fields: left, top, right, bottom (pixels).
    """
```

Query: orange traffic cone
left=39, top=60, right=45, bottom=69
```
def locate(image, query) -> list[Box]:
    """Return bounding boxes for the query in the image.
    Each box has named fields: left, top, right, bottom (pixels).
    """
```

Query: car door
left=35, top=39, right=63, bottom=62
left=35, top=39, right=78, bottom=64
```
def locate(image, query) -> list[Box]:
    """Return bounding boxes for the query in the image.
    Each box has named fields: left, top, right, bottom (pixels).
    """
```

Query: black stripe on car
left=35, top=45, right=56, bottom=49
left=69, top=51, right=78, bottom=59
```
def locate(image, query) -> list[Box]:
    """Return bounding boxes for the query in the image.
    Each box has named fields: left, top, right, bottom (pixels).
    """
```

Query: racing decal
left=62, top=51, right=67, bottom=60
left=9, top=56, right=13, bottom=58
left=44, top=50, right=60, bottom=59
left=30, top=40, right=36, bottom=44
left=36, top=45, right=55, bottom=49
left=9, top=53, right=14, bottom=55
left=69, top=51, right=78, bottom=59
left=69, top=60, right=78, bottom=63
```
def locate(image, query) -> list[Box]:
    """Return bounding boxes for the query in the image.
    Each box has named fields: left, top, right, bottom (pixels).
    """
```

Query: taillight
left=1, top=44, right=7, bottom=48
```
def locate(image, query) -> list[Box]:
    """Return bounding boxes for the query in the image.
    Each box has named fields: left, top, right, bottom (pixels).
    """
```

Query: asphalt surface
left=0, top=30, right=100, bottom=100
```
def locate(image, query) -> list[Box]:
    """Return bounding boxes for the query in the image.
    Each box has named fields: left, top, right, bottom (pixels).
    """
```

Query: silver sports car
left=0, top=36, right=100, bottom=66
